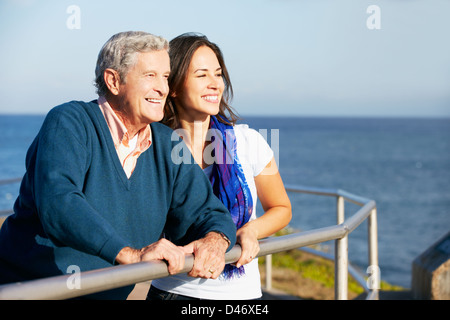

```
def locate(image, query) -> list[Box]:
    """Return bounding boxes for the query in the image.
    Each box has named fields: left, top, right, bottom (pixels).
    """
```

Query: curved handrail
left=0, top=183, right=379, bottom=300
left=284, top=184, right=372, bottom=205
left=0, top=178, right=21, bottom=218
left=0, top=177, right=22, bottom=186
left=284, top=184, right=379, bottom=299
left=0, top=210, right=13, bottom=218
left=0, top=226, right=358, bottom=300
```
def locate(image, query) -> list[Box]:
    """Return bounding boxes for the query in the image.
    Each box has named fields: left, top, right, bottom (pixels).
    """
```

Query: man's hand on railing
left=183, top=231, right=229, bottom=279
left=115, top=238, right=187, bottom=275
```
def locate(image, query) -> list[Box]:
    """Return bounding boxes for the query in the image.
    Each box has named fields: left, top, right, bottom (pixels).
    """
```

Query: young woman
left=148, top=33, right=292, bottom=300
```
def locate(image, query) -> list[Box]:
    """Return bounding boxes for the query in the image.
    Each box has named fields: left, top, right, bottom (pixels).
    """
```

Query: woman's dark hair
left=162, top=33, right=239, bottom=128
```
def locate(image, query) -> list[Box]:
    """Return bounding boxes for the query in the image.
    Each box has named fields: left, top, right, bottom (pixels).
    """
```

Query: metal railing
left=281, top=185, right=379, bottom=300
left=0, top=179, right=378, bottom=300
left=0, top=177, right=21, bottom=217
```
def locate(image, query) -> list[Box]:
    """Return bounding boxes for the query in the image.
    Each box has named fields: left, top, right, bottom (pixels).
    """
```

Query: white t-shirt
left=151, top=124, right=274, bottom=300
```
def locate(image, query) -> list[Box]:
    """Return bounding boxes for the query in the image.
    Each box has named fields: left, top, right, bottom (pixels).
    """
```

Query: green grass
left=260, top=250, right=364, bottom=295
left=259, top=249, right=405, bottom=297
left=259, top=228, right=405, bottom=297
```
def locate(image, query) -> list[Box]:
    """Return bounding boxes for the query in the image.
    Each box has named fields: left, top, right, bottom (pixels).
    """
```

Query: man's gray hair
left=94, top=31, right=169, bottom=96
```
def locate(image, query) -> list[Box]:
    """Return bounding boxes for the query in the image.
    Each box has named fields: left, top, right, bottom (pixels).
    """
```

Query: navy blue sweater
left=0, top=100, right=236, bottom=299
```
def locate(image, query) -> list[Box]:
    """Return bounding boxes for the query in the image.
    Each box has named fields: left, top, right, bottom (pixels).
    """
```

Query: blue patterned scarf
left=209, top=115, right=253, bottom=279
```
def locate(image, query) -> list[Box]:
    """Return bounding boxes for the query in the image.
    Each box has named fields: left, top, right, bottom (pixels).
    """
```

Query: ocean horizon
left=1, top=113, right=449, bottom=289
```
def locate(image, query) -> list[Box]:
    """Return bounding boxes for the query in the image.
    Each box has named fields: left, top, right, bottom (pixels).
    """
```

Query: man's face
left=117, top=50, right=170, bottom=126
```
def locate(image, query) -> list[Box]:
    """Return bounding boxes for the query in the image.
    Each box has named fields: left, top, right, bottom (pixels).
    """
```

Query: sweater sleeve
left=32, top=105, right=130, bottom=264
left=164, top=152, right=237, bottom=252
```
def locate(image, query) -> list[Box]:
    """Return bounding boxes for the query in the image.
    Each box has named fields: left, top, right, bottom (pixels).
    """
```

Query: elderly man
left=0, top=31, right=236, bottom=299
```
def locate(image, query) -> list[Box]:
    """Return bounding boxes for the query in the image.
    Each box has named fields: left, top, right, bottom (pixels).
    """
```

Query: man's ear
left=104, top=69, right=121, bottom=96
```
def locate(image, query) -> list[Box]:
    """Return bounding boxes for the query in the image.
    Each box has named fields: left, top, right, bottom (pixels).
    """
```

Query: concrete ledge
left=412, top=231, right=450, bottom=300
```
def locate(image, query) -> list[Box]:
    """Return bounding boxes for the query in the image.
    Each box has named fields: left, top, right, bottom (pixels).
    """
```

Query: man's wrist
left=210, top=231, right=231, bottom=247
left=115, top=246, right=140, bottom=265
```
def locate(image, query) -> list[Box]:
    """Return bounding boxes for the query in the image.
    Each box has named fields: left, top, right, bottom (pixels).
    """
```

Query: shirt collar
left=97, top=96, right=152, bottom=151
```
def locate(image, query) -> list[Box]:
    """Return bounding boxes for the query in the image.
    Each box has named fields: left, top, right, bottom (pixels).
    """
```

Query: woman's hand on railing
left=234, top=225, right=260, bottom=268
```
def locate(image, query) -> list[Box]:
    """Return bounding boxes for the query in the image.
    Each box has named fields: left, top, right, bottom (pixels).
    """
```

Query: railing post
left=335, top=196, right=348, bottom=300
left=265, top=254, right=272, bottom=290
left=368, top=207, right=380, bottom=299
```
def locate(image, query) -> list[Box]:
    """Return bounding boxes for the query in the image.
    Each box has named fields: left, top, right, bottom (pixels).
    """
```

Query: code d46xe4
left=225, top=304, right=269, bottom=315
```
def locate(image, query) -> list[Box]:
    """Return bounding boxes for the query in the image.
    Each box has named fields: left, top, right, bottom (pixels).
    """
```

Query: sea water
left=1, top=114, right=449, bottom=288
left=243, top=116, right=450, bottom=288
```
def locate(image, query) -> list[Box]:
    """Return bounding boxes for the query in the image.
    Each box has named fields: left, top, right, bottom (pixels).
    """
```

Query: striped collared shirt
left=98, top=96, right=152, bottom=178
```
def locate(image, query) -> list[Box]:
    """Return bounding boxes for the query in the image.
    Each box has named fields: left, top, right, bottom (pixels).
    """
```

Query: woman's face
left=175, top=46, right=224, bottom=121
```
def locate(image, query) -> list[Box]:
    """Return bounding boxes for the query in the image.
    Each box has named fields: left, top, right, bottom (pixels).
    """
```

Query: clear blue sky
left=0, top=0, right=449, bottom=117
